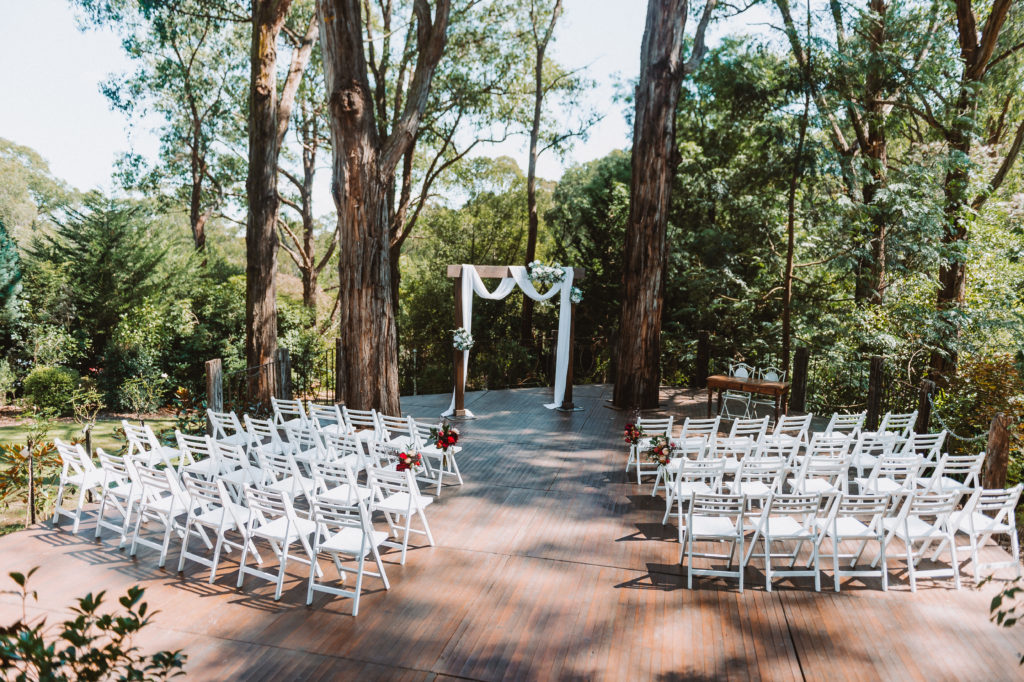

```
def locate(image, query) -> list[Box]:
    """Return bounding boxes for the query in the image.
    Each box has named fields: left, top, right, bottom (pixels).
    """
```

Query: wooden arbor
left=447, top=264, right=586, bottom=415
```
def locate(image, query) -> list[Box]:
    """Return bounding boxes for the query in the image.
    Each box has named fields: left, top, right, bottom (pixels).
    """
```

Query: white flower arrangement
left=570, top=286, right=583, bottom=304
left=528, top=260, right=567, bottom=285
left=452, top=327, right=475, bottom=351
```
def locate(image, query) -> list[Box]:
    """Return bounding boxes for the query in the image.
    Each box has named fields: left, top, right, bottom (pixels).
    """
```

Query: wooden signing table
left=706, top=374, right=790, bottom=423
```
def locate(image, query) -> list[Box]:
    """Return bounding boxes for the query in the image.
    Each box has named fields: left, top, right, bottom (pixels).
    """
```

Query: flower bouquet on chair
left=624, top=422, right=644, bottom=448
left=396, top=451, right=423, bottom=472
left=646, top=435, right=676, bottom=467
left=430, top=421, right=461, bottom=466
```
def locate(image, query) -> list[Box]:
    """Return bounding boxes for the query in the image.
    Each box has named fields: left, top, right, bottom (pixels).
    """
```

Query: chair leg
left=764, top=536, right=773, bottom=592
left=178, top=520, right=193, bottom=573
left=419, top=509, right=435, bottom=547
left=209, top=534, right=225, bottom=584
left=306, top=553, right=318, bottom=606
left=72, top=486, right=88, bottom=535
left=236, top=535, right=251, bottom=588
left=275, top=550, right=288, bottom=601
left=52, top=480, right=66, bottom=526
left=94, top=493, right=108, bottom=541
left=948, top=529, right=961, bottom=590
left=832, top=536, right=841, bottom=592
left=906, top=538, right=917, bottom=593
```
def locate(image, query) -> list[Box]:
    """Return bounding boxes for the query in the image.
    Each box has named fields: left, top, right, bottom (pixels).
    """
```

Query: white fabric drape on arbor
left=443, top=264, right=573, bottom=416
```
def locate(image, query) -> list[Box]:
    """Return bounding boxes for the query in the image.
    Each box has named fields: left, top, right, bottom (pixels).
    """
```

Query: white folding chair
left=122, top=421, right=177, bottom=468
left=308, top=403, right=348, bottom=435
left=805, top=431, right=852, bottom=458
left=663, top=456, right=724, bottom=526
left=815, top=493, right=890, bottom=591
left=671, top=416, right=720, bottom=449
left=244, top=414, right=289, bottom=459
left=727, top=457, right=786, bottom=504
left=312, top=458, right=371, bottom=505
left=764, top=413, right=812, bottom=448
left=878, top=411, right=918, bottom=442
left=207, top=409, right=248, bottom=447
left=410, top=418, right=464, bottom=495
left=377, top=413, right=415, bottom=450
left=129, top=461, right=206, bottom=568
left=178, top=475, right=258, bottom=584
left=271, top=396, right=308, bottom=429
left=681, top=493, right=747, bottom=591
left=721, top=362, right=755, bottom=420
left=916, top=451, right=985, bottom=494
left=750, top=366, right=787, bottom=423
left=855, top=454, right=921, bottom=494
left=727, top=416, right=770, bottom=446
left=175, top=431, right=221, bottom=479
left=745, top=493, right=823, bottom=592
left=342, top=406, right=379, bottom=441
left=237, top=487, right=320, bottom=600
left=708, top=436, right=758, bottom=476
left=93, top=447, right=141, bottom=547
left=849, top=431, right=898, bottom=478
left=52, top=439, right=104, bottom=535
left=255, top=447, right=318, bottom=502
left=900, top=430, right=947, bottom=465
left=788, top=453, right=850, bottom=495
left=368, top=467, right=435, bottom=564
left=626, top=416, right=673, bottom=483
left=653, top=434, right=707, bottom=498
left=283, top=422, right=327, bottom=470
left=321, top=430, right=368, bottom=472
left=213, top=440, right=263, bottom=497
left=943, top=485, right=1023, bottom=582
left=824, top=411, right=866, bottom=439
left=878, top=491, right=962, bottom=592
left=306, top=497, right=392, bottom=614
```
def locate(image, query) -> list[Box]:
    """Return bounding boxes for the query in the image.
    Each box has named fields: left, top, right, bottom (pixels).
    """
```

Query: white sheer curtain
left=443, top=264, right=574, bottom=416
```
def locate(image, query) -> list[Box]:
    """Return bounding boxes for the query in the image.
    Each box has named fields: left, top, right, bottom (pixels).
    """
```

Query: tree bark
left=520, top=0, right=563, bottom=346
left=246, top=0, right=294, bottom=406
left=613, top=0, right=715, bottom=409
left=783, top=87, right=810, bottom=377
left=930, top=0, right=1012, bottom=382
left=319, top=0, right=451, bottom=413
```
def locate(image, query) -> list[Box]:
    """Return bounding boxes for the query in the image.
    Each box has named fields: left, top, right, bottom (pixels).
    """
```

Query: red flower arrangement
left=646, top=435, right=676, bottom=466
left=624, top=422, right=644, bottom=446
left=430, top=421, right=460, bottom=452
left=396, top=451, right=422, bottom=472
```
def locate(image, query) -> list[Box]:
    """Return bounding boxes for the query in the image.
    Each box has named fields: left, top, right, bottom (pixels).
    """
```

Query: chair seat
left=222, top=466, right=261, bottom=486
left=385, top=436, right=415, bottom=450
left=195, top=503, right=248, bottom=527
left=949, top=511, right=1013, bottom=535
left=182, top=459, right=219, bottom=477
left=916, top=476, right=971, bottom=493
left=421, top=444, right=462, bottom=459
left=253, top=516, right=316, bottom=543
left=788, top=478, right=838, bottom=494
left=321, top=527, right=390, bottom=556
left=729, top=481, right=773, bottom=497
left=882, top=516, right=945, bottom=541
left=689, top=515, right=738, bottom=538
left=320, top=484, right=372, bottom=505
left=855, top=477, right=909, bottom=493
left=143, top=493, right=189, bottom=517
left=375, top=492, right=433, bottom=515
left=815, top=516, right=874, bottom=539
left=135, top=447, right=177, bottom=467
left=105, top=482, right=142, bottom=502
left=67, top=470, right=105, bottom=489
left=267, top=475, right=316, bottom=496
left=760, top=516, right=815, bottom=540
left=318, top=423, right=347, bottom=436
left=850, top=453, right=878, bottom=469
left=217, top=433, right=249, bottom=447
left=676, top=481, right=713, bottom=497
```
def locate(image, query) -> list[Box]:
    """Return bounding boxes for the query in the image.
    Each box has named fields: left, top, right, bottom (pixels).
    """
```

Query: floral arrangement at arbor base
left=396, top=451, right=423, bottom=472
left=528, top=260, right=567, bottom=285
left=646, top=435, right=676, bottom=466
left=570, top=286, right=583, bottom=304
left=624, top=422, right=644, bottom=447
left=429, top=422, right=460, bottom=452
left=452, top=327, right=474, bottom=351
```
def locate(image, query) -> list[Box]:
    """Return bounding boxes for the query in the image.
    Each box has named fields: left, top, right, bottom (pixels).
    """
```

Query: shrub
left=22, top=366, right=79, bottom=416
left=0, top=358, right=15, bottom=406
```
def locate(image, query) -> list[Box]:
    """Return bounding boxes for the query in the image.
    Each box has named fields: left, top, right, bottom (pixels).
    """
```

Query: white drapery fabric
left=443, top=264, right=574, bottom=416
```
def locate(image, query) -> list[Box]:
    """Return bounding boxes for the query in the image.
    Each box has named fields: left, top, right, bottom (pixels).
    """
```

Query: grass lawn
left=0, top=416, right=177, bottom=452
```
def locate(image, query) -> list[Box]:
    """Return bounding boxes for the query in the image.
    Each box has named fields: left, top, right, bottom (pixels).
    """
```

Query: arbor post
left=205, top=358, right=223, bottom=435
left=693, top=330, right=710, bottom=389
left=276, top=347, right=292, bottom=400
left=789, top=347, right=809, bottom=413
left=866, top=356, right=884, bottom=431
left=559, top=298, right=577, bottom=410
left=983, top=413, right=1011, bottom=489
left=453, top=269, right=467, bottom=416
left=915, top=379, right=935, bottom=434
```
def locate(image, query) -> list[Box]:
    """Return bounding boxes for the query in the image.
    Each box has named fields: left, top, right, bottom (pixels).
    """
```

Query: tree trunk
left=783, top=88, right=810, bottom=377
left=520, top=1, right=562, bottom=346
left=319, top=0, right=451, bottom=413
left=613, top=0, right=702, bottom=410
left=245, top=0, right=293, bottom=405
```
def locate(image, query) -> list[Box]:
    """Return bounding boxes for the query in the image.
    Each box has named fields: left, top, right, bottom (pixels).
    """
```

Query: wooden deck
left=1, top=384, right=1022, bottom=680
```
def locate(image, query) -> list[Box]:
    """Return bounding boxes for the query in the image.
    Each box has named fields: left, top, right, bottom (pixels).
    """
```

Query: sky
left=0, top=0, right=771, bottom=199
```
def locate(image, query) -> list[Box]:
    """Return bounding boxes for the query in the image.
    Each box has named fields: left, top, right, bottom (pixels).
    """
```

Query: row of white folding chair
left=679, top=489, right=973, bottom=593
